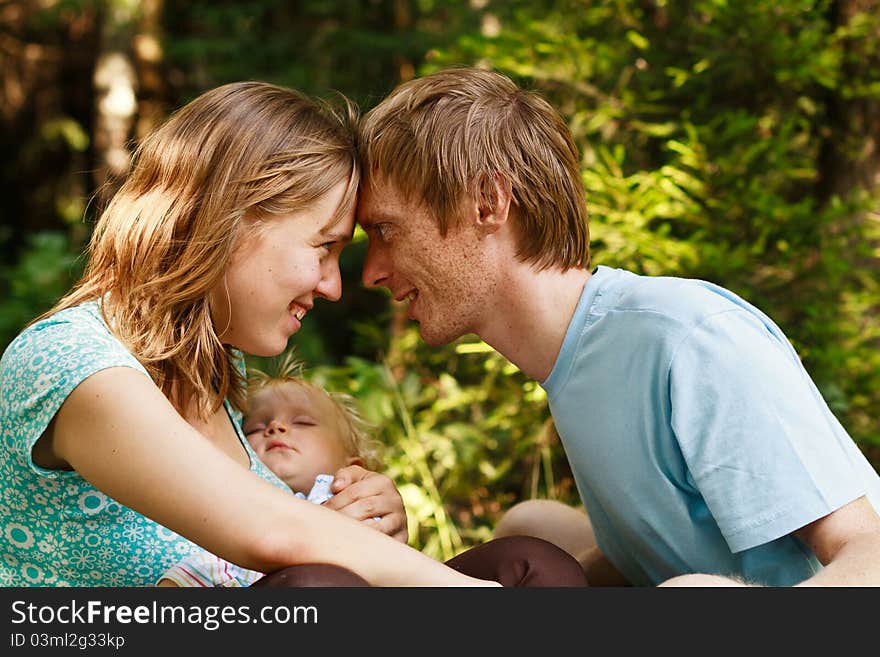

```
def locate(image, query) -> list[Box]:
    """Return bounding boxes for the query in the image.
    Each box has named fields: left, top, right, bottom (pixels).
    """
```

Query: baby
left=158, top=356, right=382, bottom=587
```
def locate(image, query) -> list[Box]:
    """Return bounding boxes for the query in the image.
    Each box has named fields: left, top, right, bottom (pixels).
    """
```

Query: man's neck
left=477, top=265, right=591, bottom=383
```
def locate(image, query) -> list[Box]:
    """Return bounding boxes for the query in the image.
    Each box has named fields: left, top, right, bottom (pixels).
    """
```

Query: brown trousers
left=251, top=536, right=588, bottom=587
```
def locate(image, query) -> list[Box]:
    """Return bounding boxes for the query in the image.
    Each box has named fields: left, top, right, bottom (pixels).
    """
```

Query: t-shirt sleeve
left=0, top=309, right=150, bottom=476
left=668, top=309, right=865, bottom=553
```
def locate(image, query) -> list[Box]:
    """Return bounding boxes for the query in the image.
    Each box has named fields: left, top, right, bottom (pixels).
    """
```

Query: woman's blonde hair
left=247, top=351, right=384, bottom=471
left=359, top=66, right=589, bottom=271
left=42, top=81, right=359, bottom=418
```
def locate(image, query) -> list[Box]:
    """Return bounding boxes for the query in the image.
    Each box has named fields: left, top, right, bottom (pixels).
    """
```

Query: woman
left=0, top=81, right=585, bottom=588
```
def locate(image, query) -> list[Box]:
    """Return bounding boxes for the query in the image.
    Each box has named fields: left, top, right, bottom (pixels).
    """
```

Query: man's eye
left=375, top=224, right=392, bottom=240
left=291, top=416, right=317, bottom=426
left=244, top=425, right=264, bottom=435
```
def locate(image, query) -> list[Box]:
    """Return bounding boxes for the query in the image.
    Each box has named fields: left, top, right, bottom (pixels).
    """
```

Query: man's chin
left=418, top=324, right=460, bottom=347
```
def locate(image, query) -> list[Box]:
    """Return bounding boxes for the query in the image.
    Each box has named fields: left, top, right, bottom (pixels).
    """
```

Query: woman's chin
left=238, top=337, right=291, bottom=358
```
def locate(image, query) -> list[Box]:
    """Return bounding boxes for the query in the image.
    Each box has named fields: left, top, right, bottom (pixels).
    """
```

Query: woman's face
left=211, top=179, right=354, bottom=356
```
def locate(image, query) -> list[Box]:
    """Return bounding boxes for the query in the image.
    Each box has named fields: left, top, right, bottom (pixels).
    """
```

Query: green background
left=2, top=0, right=879, bottom=558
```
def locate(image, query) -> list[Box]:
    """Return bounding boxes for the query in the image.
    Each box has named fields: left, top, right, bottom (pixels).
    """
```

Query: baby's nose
left=265, top=419, right=287, bottom=434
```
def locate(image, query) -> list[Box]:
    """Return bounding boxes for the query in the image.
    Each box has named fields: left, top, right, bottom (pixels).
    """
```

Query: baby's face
left=242, top=383, right=355, bottom=494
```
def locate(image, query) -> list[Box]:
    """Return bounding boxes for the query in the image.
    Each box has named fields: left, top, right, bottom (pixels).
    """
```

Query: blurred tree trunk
left=133, top=0, right=166, bottom=139
left=0, top=0, right=99, bottom=258
left=91, top=1, right=138, bottom=210
left=816, top=1, right=880, bottom=305
left=817, top=0, right=880, bottom=451
left=819, top=0, right=880, bottom=199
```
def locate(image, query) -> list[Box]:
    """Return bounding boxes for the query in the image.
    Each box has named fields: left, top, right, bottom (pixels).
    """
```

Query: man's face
left=357, top=178, right=496, bottom=346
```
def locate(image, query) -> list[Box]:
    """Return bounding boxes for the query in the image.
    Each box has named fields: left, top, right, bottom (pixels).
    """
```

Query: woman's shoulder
left=5, top=300, right=120, bottom=359
left=1, top=299, right=148, bottom=401
left=6, top=300, right=104, bottom=350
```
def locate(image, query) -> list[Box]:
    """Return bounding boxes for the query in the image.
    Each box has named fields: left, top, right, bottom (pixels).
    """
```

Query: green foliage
left=6, top=1, right=880, bottom=560
left=425, top=0, right=880, bottom=456
left=0, top=232, right=84, bottom=352
left=162, top=0, right=480, bottom=106
left=305, top=328, right=570, bottom=560
left=286, top=0, right=879, bottom=554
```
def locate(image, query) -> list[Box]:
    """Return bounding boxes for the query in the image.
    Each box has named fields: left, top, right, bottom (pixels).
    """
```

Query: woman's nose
left=316, top=260, right=343, bottom=301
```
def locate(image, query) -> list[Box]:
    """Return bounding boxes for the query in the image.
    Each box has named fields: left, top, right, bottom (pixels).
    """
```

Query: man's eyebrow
left=358, top=210, right=399, bottom=227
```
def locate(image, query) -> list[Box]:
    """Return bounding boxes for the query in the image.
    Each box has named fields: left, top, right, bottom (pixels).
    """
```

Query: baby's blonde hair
left=246, top=352, right=384, bottom=471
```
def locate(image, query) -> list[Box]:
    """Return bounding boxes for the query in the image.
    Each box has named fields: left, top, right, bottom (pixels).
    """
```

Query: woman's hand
left=325, top=466, right=409, bottom=543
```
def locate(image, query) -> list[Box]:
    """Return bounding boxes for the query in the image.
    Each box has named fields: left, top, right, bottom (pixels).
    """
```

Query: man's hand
left=325, top=465, right=409, bottom=543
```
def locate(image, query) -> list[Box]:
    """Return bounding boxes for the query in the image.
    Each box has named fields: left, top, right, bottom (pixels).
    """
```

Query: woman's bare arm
left=49, top=367, right=495, bottom=587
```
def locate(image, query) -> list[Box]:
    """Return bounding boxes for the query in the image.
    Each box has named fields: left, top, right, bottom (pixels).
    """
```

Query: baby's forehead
left=249, top=380, right=331, bottom=411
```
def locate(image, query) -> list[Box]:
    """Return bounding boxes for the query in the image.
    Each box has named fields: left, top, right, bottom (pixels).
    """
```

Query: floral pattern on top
left=0, top=300, right=290, bottom=586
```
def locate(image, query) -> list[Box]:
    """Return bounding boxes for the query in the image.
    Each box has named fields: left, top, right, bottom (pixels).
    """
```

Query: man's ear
left=475, top=173, right=512, bottom=236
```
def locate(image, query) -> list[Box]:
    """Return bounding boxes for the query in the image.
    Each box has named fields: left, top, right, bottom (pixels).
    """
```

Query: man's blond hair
left=358, top=66, right=589, bottom=271
left=247, top=352, right=384, bottom=471
left=41, top=81, right=359, bottom=418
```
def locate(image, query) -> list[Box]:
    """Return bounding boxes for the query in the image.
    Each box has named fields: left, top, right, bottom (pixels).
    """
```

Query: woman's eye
left=243, top=425, right=264, bottom=435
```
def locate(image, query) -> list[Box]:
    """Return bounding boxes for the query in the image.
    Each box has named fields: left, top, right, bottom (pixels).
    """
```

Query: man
left=356, top=66, right=880, bottom=586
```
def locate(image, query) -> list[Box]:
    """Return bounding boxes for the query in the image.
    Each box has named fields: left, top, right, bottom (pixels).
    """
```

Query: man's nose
left=362, top=242, right=389, bottom=289
left=265, top=419, right=287, bottom=435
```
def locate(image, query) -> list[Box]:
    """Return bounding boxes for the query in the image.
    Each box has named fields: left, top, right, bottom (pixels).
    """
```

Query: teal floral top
left=0, top=301, right=289, bottom=586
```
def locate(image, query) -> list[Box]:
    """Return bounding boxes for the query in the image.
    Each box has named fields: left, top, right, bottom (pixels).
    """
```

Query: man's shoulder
left=595, top=267, right=740, bottom=326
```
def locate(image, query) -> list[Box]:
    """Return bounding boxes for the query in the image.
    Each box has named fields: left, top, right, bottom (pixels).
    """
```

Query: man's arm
left=794, top=495, right=880, bottom=586
left=659, top=496, right=880, bottom=587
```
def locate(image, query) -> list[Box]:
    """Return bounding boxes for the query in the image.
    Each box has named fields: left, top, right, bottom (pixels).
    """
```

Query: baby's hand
left=324, top=465, right=408, bottom=543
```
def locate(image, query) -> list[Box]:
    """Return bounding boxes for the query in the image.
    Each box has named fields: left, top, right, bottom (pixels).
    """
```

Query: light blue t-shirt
left=542, top=266, right=880, bottom=586
left=0, top=300, right=290, bottom=587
